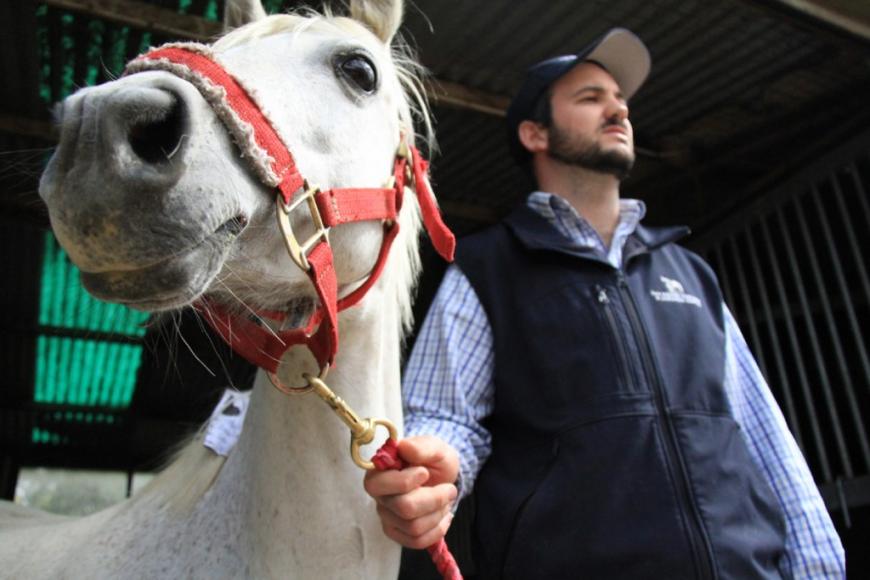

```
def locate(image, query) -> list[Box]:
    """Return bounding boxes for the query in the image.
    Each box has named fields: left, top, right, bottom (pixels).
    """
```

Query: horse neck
left=203, top=280, right=404, bottom=567
left=240, top=288, right=405, bottom=471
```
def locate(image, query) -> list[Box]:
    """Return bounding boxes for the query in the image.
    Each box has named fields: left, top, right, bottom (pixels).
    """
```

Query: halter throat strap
left=126, top=44, right=455, bottom=373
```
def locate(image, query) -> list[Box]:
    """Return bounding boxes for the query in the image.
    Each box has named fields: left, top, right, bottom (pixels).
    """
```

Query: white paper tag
left=203, top=389, right=251, bottom=457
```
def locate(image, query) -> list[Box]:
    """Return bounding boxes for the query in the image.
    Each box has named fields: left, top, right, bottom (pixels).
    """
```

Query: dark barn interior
left=1, top=0, right=869, bottom=576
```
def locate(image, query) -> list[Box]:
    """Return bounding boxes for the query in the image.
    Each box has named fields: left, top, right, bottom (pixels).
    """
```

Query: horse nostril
left=128, top=95, right=186, bottom=164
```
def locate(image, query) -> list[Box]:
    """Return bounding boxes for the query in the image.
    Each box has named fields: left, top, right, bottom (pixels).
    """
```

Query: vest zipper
left=595, top=285, right=632, bottom=391
left=615, top=273, right=717, bottom=580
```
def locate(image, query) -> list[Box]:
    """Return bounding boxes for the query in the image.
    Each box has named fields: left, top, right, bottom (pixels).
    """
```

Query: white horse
left=0, top=0, right=446, bottom=577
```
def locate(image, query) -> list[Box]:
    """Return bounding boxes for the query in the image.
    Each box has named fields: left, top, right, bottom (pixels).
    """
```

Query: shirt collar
left=526, top=191, right=646, bottom=249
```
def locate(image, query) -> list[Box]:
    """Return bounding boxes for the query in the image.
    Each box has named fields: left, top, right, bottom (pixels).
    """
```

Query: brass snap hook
left=302, top=373, right=398, bottom=470
left=351, top=417, right=398, bottom=470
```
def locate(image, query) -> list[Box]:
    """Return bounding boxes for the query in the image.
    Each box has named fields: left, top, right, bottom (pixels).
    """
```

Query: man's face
left=545, top=62, right=635, bottom=179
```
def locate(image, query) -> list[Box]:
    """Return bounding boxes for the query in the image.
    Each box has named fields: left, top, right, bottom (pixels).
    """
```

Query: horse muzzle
left=39, top=71, right=247, bottom=275
left=41, top=72, right=193, bottom=201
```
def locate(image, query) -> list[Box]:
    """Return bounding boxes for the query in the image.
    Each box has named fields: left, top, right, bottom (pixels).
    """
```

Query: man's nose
left=611, top=101, right=628, bottom=121
left=605, top=98, right=629, bottom=122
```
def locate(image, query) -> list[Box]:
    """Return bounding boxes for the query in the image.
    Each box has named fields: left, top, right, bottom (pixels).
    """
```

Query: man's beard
left=547, top=122, right=635, bottom=180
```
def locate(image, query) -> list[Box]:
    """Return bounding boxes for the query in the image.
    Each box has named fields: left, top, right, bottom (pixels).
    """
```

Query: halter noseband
left=125, top=44, right=455, bottom=377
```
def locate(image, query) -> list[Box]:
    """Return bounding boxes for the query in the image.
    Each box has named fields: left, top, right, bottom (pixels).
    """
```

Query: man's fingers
left=377, top=501, right=451, bottom=539
left=360, top=436, right=460, bottom=550
left=382, top=511, right=455, bottom=550
left=378, top=482, right=457, bottom=520
left=363, top=466, right=428, bottom=498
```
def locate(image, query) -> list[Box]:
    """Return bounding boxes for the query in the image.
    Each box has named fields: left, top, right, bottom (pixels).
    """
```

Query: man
left=364, top=29, right=845, bottom=578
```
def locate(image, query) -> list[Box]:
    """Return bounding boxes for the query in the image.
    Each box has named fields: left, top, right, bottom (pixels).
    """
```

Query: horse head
left=38, top=0, right=430, bottom=330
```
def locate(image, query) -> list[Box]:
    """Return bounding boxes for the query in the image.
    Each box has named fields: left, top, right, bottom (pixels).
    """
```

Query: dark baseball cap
left=506, top=28, right=651, bottom=162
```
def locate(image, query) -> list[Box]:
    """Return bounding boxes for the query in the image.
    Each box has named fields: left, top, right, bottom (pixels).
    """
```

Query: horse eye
left=338, top=55, right=377, bottom=93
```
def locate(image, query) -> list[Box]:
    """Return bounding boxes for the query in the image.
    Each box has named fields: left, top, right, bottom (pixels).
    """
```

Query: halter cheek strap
left=126, top=44, right=455, bottom=373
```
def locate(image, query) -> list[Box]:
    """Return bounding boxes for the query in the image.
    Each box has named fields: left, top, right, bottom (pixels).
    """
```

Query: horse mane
left=129, top=430, right=226, bottom=514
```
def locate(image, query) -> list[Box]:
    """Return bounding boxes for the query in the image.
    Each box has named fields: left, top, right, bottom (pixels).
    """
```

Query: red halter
left=126, top=44, right=455, bottom=374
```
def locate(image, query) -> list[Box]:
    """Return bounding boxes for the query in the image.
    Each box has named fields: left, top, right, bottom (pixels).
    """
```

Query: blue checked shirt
left=403, top=192, right=845, bottom=578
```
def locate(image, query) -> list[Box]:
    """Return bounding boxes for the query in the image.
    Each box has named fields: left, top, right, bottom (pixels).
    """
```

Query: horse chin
left=79, top=225, right=238, bottom=311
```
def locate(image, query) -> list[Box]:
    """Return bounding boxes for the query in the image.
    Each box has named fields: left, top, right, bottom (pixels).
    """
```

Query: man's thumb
left=397, top=435, right=451, bottom=468
left=396, top=436, right=459, bottom=486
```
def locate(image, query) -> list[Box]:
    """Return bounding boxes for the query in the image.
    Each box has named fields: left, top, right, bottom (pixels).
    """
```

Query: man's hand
left=364, top=435, right=460, bottom=549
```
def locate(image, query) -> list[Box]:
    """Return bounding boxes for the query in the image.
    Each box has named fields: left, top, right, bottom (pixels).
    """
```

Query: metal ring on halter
left=267, top=363, right=329, bottom=395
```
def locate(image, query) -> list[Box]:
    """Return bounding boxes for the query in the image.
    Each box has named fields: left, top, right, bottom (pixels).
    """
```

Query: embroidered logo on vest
left=650, top=276, right=702, bottom=308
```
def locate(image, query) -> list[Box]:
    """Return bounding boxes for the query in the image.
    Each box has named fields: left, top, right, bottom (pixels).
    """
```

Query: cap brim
left=583, top=28, right=650, bottom=100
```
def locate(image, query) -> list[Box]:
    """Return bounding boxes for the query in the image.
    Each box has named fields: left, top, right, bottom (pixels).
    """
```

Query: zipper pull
left=596, top=285, right=609, bottom=304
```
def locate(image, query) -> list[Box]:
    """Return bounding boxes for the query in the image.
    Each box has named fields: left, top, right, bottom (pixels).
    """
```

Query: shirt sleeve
left=402, top=264, right=495, bottom=498
left=721, top=305, right=845, bottom=578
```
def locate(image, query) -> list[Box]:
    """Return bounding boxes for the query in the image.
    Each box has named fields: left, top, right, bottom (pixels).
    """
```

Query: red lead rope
left=373, top=439, right=463, bottom=580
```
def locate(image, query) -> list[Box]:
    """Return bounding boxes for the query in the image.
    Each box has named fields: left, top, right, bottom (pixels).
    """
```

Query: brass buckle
left=276, top=181, right=330, bottom=271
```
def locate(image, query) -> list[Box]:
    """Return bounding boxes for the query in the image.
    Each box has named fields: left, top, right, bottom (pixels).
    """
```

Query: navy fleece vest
left=455, top=204, right=786, bottom=580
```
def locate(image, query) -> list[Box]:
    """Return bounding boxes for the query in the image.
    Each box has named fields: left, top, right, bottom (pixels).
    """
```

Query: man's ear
left=518, top=120, right=548, bottom=155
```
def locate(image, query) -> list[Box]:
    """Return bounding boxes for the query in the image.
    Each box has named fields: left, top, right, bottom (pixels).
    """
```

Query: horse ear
left=223, top=0, right=268, bottom=30
left=349, top=0, right=404, bottom=44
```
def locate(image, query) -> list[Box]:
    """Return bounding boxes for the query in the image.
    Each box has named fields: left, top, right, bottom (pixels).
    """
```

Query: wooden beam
left=41, top=0, right=222, bottom=41
left=769, top=0, right=870, bottom=40
left=430, top=80, right=509, bottom=117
